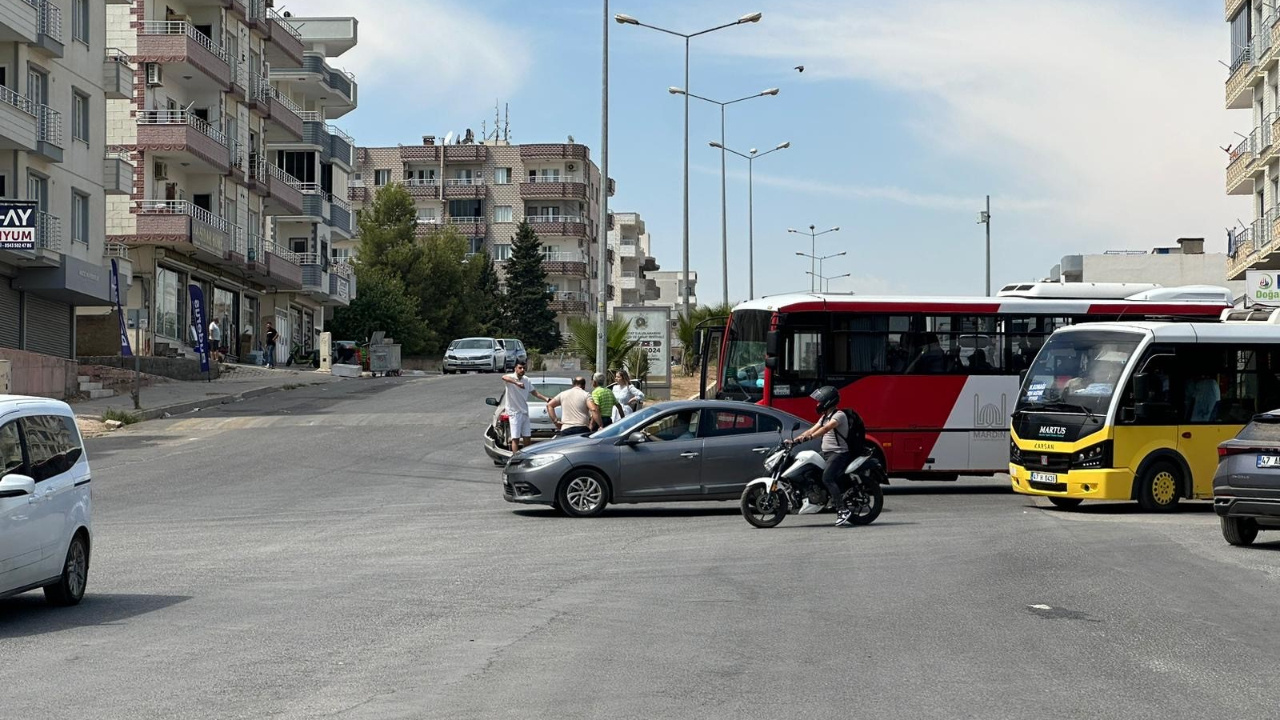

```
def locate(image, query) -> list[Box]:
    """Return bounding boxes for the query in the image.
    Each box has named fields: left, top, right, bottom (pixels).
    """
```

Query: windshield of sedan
left=455, top=339, right=494, bottom=350
left=592, top=406, right=661, bottom=439
left=1016, top=330, right=1142, bottom=416
left=719, top=310, right=769, bottom=401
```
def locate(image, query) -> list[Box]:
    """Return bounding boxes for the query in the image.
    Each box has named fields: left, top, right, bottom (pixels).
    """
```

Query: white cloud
left=290, top=0, right=531, bottom=126
left=711, top=0, right=1247, bottom=252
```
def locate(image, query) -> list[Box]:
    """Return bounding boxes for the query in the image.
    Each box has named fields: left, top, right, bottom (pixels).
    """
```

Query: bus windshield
left=719, top=310, right=770, bottom=401
left=1017, top=330, right=1143, bottom=416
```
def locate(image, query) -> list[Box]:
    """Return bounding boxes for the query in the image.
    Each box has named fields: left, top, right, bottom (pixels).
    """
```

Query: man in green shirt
left=588, top=372, right=616, bottom=429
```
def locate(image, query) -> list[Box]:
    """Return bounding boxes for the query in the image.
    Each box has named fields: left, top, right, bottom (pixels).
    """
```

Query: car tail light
left=1218, top=445, right=1263, bottom=459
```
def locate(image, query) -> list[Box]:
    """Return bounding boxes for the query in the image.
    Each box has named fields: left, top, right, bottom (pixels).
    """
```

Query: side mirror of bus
left=765, top=330, right=779, bottom=357
left=1133, top=373, right=1152, bottom=402
left=765, top=356, right=778, bottom=370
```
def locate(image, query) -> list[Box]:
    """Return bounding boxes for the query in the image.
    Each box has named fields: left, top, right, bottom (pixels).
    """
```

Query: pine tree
left=355, top=183, right=416, bottom=270
left=468, top=251, right=507, bottom=336
left=504, top=221, right=560, bottom=352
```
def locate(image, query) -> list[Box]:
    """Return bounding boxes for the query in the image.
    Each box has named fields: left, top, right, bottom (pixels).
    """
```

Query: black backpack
left=832, top=408, right=866, bottom=451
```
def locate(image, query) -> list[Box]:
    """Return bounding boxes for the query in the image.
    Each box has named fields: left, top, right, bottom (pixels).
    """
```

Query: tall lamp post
left=977, top=195, right=991, bottom=297
left=806, top=271, right=851, bottom=293
left=674, top=87, right=779, bottom=305
left=796, top=250, right=846, bottom=292
left=596, top=0, right=610, bottom=372
left=788, top=225, right=840, bottom=291
left=616, top=10, right=763, bottom=318
left=709, top=140, right=789, bottom=300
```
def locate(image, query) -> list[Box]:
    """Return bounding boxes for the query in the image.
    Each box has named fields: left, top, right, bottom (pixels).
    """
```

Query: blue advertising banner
left=110, top=259, right=132, bottom=357
left=188, top=284, right=210, bottom=374
left=0, top=200, right=38, bottom=251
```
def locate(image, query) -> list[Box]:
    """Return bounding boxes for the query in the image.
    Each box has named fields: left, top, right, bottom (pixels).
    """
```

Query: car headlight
left=1071, top=441, right=1112, bottom=470
left=523, top=453, right=564, bottom=469
left=1009, top=440, right=1022, bottom=466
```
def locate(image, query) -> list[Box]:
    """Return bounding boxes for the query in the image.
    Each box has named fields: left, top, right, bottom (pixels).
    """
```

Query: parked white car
left=444, top=337, right=505, bottom=374
left=0, top=396, right=92, bottom=606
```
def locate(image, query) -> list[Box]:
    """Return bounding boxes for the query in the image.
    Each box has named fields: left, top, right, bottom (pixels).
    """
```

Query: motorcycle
left=740, top=441, right=886, bottom=529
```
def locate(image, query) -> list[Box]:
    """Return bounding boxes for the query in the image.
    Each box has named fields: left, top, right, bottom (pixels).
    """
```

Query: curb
left=80, top=383, right=291, bottom=424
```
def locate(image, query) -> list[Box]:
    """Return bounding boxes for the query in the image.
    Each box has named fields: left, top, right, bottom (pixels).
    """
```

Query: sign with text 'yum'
left=0, top=200, right=38, bottom=251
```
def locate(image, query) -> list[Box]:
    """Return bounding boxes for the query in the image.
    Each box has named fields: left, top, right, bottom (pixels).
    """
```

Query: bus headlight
left=1009, top=440, right=1023, bottom=466
left=1071, top=441, right=1112, bottom=470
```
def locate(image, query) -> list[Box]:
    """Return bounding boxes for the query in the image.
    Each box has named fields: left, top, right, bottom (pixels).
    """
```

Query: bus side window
left=783, top=331, right=822, bottom=380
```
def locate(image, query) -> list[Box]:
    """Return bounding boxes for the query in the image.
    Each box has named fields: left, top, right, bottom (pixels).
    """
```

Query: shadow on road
left=884, top=484, right=1013, bottom=496
left=83, top=435, right=173, bottom=459
left=1042, top=502, right=1215, bottom=516
left=0, top=593, right=192, bottom=639
left=510, top=505, right=744, bottom=519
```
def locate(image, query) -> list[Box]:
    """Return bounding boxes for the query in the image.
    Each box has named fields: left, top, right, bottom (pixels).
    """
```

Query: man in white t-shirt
left=501, top=360, right=551, bottom=452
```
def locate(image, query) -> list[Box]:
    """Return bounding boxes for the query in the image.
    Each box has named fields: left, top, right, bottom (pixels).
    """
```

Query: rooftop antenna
left=504, top=103, right=510, bottom=142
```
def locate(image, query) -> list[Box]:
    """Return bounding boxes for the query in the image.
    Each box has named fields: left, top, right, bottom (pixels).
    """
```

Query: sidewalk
left=71, top=364, right=346, bottom=423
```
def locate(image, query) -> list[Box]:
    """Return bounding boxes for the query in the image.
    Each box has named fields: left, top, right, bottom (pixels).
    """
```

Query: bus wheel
left=1137, top=461, right=1182, bottom=512
left=1047, top=497, right=1082, bottom=510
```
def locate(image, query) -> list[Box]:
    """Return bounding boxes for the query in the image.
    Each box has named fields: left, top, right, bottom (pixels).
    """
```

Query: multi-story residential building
left=1044, top=238, right=1243, bottom=299
left=648, top=270, right=697, bottom=311
left=2, top=0, right=122, bottom=361
left=1226, top=1, right=1280, bottom=280
left=607, top=211, right=659, bottom=314
left=348, top=136, right=613, bottom=337
left=98, top=2, right=357, bottom=362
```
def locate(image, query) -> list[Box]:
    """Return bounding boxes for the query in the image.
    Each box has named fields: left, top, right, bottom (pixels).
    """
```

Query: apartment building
left=1226, top=0, right=1280, bottom=280
left=99, top=1, right=357, bottom=362
left=1045, top=238, right=1243, bottom=298
left=347, top=137, right=612, bottom=337
left=1, top=0, right=121, bottom=359
left=607, top=211, right=659, bottom=314
left=648, top=270, right=697, bottom=312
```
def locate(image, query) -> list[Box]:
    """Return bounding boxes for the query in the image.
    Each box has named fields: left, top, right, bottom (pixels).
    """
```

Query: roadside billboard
left=1246, top=270, right=1280, bottom=306
left=614, top=306, right=671, bottom=396
left=0, top=200, right=39, bottom=251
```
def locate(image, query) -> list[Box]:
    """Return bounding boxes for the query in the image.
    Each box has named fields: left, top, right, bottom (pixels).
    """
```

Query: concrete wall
left=1076, top=254, right=1244, bottom=296
left=0, top=348, right=79, bottom=399
left=78, top=356, right=221, bottom=381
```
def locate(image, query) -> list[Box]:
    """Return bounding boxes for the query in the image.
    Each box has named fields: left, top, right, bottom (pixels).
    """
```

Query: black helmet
left=810, top=385, right=840, bottom=415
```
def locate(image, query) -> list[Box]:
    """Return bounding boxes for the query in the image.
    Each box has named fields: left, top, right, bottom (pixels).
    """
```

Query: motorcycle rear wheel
left=843, top=475, right=885, bottom=526
left=741, top=485, right=788, bottom=528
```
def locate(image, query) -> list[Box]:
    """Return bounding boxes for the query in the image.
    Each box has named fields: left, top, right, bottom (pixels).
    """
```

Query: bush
left=101, top=408, right=139, bottom=425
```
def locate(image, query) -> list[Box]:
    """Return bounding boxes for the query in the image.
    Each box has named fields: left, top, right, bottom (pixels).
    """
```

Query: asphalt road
left=4, top=373, right=1280, bottom=719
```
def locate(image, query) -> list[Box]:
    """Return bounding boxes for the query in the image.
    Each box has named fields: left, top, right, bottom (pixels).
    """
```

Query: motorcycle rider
left=790, top=385, right=863, bottom=527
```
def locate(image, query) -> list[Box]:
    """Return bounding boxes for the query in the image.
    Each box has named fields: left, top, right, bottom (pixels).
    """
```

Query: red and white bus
left=696, top=284, right=1235, bottom=479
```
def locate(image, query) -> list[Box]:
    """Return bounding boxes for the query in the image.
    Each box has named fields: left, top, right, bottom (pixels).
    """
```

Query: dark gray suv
left=1213, top=412, right=1280, bottom=546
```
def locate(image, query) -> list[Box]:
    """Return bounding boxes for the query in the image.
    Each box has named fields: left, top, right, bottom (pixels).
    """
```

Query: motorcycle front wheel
left=843, top=475, right=885, bottom=526
left=741, top=485, right=789, bottom=528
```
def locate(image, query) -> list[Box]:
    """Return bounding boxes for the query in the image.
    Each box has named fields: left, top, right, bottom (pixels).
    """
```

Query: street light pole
left=616, top=11, right=763, bottom=318
left=788, top=225, right=839, bottom=292
left=596, top=0, right=610, bottom=373
left=978, top=194, right=991, bottom=297
left=796, top=250, right=845, bottom=291
left=708, top=139, right=787, bottom=300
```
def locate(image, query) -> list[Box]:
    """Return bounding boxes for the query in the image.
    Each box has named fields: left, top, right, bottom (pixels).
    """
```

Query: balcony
left=130, top=200, right=236, bottom=267
left=0, top=86, right=37, bottom=152
left=243, top=232, right=268, bottom=278
left=273, top=54, right=358, bottom=111
left=1228, top=0, right=1247, bottom=21
left=1, top=211, right=61, bottom=268
left=30, top=0, right=62, bottom=56
left=263, top=82, right=305, bottom=141
left=1227, top=210, right=1280, bottom=280
left=329, top=127, right=354, bottom=170
left=258, top=159, right=305, bottom=215
left=104, top=50, right=133, bottom=100
left=298, top=253, right=330, bottom=300
left=444, top=216, right=486, bottom=237
left=136, top=109, right=231, bottom=174
left=0, top=0, right=38, bottom=45
left=330, top=195, right=352, bottom=236
left=519, top=174, right=588, bottom=200
left=348, top=184, right=368, bottom=203
left=104, top=150, right=134, bottom=195
left=264, top=241, right=303, bottom=289
left=549, top=290, right=590, bottom=315
left=136, top=21, right=231, bottom=91
left=328, top=263, right=354, bottom=306
left=541, top=251, right=588, bottom=278
left=404, top=177, right=440, bottom=199
left=32, top=104, right=61, bottom=162
left=642, top=255, right=660, bottom=273
left=527, top=215, right=590, bottom=239
left=520, top=144, right=588, bottom=161
left=443, top=176, right=485, bottom=199
left=264, top=8, right=305, bottom=67
left=1227, top=132, right=1256, bottom=195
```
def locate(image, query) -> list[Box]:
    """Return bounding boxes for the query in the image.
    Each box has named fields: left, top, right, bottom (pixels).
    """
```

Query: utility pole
left=596, top=0, right=610, bottom=372
left=978, top=195, right=992, bottom=296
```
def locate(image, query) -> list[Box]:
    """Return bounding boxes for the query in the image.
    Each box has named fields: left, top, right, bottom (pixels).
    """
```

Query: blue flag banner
left=110, top=259, right=132, bottom=357
left=188, top=284, right=210, bottom=374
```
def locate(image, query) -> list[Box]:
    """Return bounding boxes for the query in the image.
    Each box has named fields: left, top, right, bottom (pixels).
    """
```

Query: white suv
left=0, top=396, right=92, bottom=606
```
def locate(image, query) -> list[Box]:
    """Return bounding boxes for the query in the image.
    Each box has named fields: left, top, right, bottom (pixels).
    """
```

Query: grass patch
left=281, top=383, right=304, bottom=391
left=101, top=408, right=140, bottom=425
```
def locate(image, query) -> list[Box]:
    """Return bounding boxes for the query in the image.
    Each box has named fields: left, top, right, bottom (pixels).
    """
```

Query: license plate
left=1030, top=472, right=1058, bottom=484
left=1258, top=456, right=1280, bottom=468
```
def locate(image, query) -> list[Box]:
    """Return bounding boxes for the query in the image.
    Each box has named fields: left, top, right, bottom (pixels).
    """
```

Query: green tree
left=394, top=224, right=473, bottom=354
left=355, top=182, right=416, bottom=270
left=328, top=265, right=428, bottom=355
left=676, top=303, right=733, bottom=376
left=564, top=317, right=639, bottom=373
left=504, top=221, right=560, bottom=352
left=466, top=250, right=506, bottom=337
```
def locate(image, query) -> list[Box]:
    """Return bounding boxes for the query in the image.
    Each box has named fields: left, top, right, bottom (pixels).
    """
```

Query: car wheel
left=1222, top=516, right=1259, bottom=546
left=1048, top=497, right=1083, bottom=510
left=44, top=533, right=89, bottom=607
left=1136, top=461, right=1182, bottom=512
left=557, top=470, right=609, bottom=517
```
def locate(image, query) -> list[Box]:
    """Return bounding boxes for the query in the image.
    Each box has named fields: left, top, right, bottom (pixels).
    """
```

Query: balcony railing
left=105, top=241, right=130, bottom=259
left=542, top=251, right=587, bottom=263
left=246, top=232, right=264, bottom=263
left=268, top=8, right=303, bottom=40
left=35, top=104, right=61, bottom=147
left=552, top=291, right=590, bottom=303
left=297, top=110, right=323, bottom=123
left=528, top=215, right=587, bottom=224
left=405, top=178, right=439, bottom=187
left=0, top=85, right=35, bottom=116
left=138, top=199, right=229, bottom=233
left=35, top=211, right=60, bottom=252
left=137, top=110, right=229, bottom=147
left=264, top=240, right=301, bottom=264
left=36, top=0, right=61, bottom=43
left=523, top=174, right=583, bottom=184
left=138, top=21, right=230, bottom=64
left=296, top=252, right=323, bottom=266
left=330, top=262, right=354, bottom=279
left=445, top=177, right=485, bottom=187
left=448, top=216, right=484, bottom=223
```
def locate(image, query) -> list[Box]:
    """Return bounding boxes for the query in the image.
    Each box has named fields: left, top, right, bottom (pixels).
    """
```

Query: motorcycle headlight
left=1071, top=441, right=1112, bottom=470
left=523, top=453, right=564, bottom=470
left=1009, top=440, right=1022, bottom=466
left=763, top=450, right=785, bottom=472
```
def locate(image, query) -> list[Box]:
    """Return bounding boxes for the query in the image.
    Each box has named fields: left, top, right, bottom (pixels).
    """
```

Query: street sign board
left=1246, top=270, right=1280, bottom=306
left=614, top=306, right=672, bottom=390
left=0, top=200, right=38, bottom=251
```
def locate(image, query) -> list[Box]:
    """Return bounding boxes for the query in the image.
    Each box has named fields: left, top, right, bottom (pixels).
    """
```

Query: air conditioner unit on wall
left=566, top=162, right=577, bottom=172
left=146, top=63, right=163, bottom=86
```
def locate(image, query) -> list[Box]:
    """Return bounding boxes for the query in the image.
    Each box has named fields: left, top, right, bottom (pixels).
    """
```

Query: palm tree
left=676, top=303, right=732, bottom=376
left=565, top=317, right=640, bottom=373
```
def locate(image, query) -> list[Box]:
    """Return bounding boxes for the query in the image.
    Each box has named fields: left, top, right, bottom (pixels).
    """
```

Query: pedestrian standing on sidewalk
left=208, top=318, right=223, bottom=363
left=264, top=322, right=279, bottom=368
left=588, top=372, right=616, bottom=430
left=546, top=377, right=592, bottom=437
left=502, top=360, right=550, bottom=453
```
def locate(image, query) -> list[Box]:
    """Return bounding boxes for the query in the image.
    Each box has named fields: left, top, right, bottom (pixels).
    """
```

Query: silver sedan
left=501, top=400, right=816, bottom=517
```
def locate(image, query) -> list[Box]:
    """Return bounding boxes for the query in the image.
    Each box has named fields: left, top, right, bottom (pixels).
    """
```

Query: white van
left=0, top=396, right=92, bottom=606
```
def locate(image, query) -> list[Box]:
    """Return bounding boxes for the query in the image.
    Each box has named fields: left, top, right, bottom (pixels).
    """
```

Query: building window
left=71, top=191, right=89, bottom=245
left=416, top=207, right=437, bottom=223
left=494, top=244, right=511, bottom=261
left=374, top=169, right=390, bottom=186
left=470, top=237, right=484, bottom=254
left=72, top=91, right=90, bottom=143
left=494, top=205, right=513, bottom=223
left=73, top=0, right=90, bottom=45
left=494, top=167, right=511, bottom=184
left=332, top=247, right=352, bottom=263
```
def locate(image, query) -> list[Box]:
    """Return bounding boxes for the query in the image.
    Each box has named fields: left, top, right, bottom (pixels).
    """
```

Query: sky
left=295, top=0, right=1246, bottom=305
